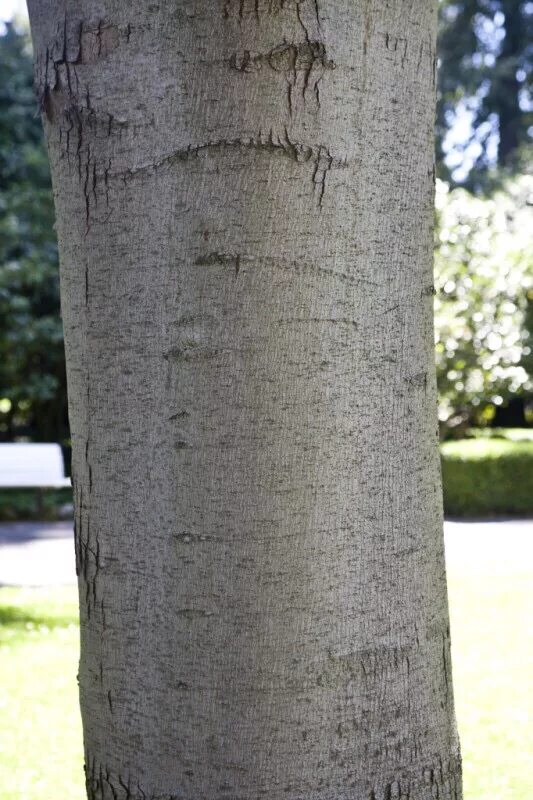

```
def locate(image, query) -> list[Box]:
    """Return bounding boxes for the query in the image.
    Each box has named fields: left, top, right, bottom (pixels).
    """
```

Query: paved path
left=0, top=521, right=75, bottom=587
left=0, top=519, right=531, bottom=587
left=444, top=518, right=533, bottom=576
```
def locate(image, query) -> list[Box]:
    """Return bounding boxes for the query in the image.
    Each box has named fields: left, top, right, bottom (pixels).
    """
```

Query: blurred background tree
left=437, top=0, right=532, bottom=190
left=435, top=0, right=532, bottom=434
left=0, top=22, right=68, bottom=445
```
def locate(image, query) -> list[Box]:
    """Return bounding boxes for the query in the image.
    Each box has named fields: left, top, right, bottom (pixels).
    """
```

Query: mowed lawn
left=0, top=561, right=531, bottom=799
left=0, top=587, right=83, bottom=798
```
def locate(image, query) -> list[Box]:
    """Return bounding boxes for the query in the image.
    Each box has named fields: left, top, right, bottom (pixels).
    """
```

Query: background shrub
left=442, top=435, right=533, bottom=517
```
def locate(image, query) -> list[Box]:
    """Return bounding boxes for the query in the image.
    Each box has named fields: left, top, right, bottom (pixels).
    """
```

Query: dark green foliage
left=441, top=434, right=533, bottom=516
left=0, top=487, right=72, bottom=521
left=0, top=24, right=68, bottom=445
left=437, top=0, right=532, bottom=189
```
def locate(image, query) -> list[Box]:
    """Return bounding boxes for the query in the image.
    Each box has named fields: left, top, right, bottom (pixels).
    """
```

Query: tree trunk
left=28, top=1, right=461, bottom=798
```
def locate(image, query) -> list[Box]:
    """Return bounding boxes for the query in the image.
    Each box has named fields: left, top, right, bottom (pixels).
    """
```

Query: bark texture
left=28, top=1, right=461, bottom=798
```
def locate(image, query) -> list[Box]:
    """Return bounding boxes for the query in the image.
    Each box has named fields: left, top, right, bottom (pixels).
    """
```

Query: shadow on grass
left=0, top=604, right=77, bottom=629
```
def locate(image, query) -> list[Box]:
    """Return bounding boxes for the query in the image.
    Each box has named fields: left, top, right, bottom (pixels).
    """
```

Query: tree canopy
left=0, top=23, right=67, bottom=444
left=437, top=0, right=532, bottom=190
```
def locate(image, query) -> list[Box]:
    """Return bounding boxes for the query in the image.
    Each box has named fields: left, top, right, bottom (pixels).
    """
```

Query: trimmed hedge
left=441, top=437, right=533, bottom=518
left=0, top=488, right=72, bottom=522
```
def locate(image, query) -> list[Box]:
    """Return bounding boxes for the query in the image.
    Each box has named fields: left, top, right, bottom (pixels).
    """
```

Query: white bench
left=0, top=443, right=71, bottom=488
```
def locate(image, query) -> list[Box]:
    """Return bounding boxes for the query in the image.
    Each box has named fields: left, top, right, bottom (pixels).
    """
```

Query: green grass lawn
left=448, top=566, right=532, bottom=800
left=0, top=569, right=531, bottom=799
left=0, top=587, right=83, bottom=799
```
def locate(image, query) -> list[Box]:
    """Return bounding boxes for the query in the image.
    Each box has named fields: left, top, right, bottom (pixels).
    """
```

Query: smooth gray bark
left=28, top=1, right=461, bottom=798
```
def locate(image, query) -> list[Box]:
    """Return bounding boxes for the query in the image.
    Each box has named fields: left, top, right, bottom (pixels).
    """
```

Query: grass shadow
left=0, top=604, right=77, bottom=630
